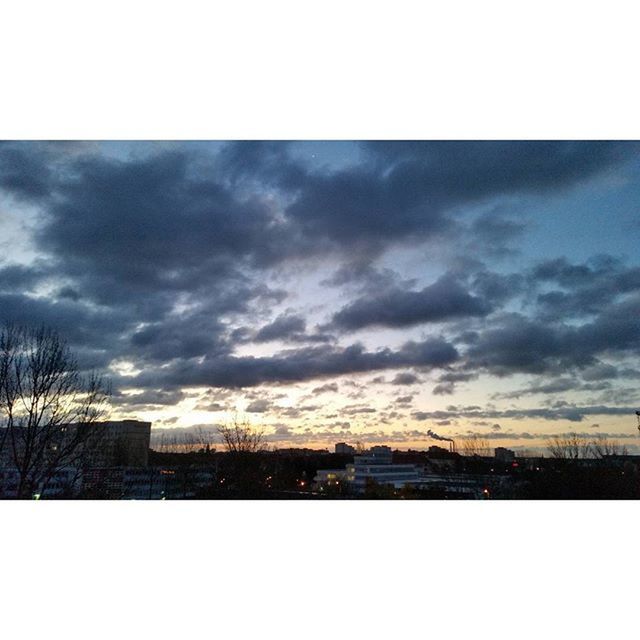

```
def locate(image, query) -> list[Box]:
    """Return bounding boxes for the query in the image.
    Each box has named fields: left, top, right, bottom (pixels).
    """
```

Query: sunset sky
left=1, top=140, right=639, bottom=452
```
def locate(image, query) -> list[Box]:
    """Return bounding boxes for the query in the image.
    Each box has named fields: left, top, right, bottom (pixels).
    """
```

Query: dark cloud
left=433, top=382, right=456, bottom=395
left=110, top=388, right=187, bottom=409
left=580, top=362, right=620, bottom=381
left=1, top=141, right=639, bottom=426
left=57, top=286, right=82, bottom=301
left=194, top=401, right=228, bottom=413
left=364, top=141, right=636, bottom=197
left=0, top=291, right=130, bottom=368
left=412, top=404, right=638, bottom=423
left=0, top=142, right=54, bottom=201
left=469, top=270, right=524, bottom=306
left=312, top=382, right=339, bottom=395
left=459, top=292, right=640, bottom=378
left=485, top=379, right=607, bottom=406
left=253, top=314, right=334, bottom=345
left=436, top=370, right=478, bottom=384
left=120, top=337, right=459, bottom=389
left=129, top=311, right=230, bottom=363
left=342, top=404, right=377, bottom=415
left=391, top=372, right=420, bottom=386
left=277, top=405, right=321, bottom=418
left=36, top=150, right=291, bottom=306
left=464, top=430, right=638, bottom=441
left=0, top=263, right=48, bottom=292
left=215, top=141, right=307, bottom=191
left=470, top=210, right=526, bottom=245
left=286, top=141, right=638, bottom=252
left=531, top=256, right=640, bottom=319
left=330, top=274, right=492, bottom=331
left=321, top=263, right=414, bottom=292
left=255, top=314, right=306, bottom=342
left=492, top=378, right=579, bottom=399
left=246, top=399, right=271, bottom=413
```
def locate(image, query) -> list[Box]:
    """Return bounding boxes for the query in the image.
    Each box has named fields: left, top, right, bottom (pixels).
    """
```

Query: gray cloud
left=311, top=382, right=339, bottom=395
left=391, top=372, right=420, bottom=386
left=246, top=399, right=272, bottom=413
left=287, top=141, right=638, bottom=251
left=122, top=336, right=460, bottom=389
left=531, top=256, right=640, bottom=319
left=412, top=404, right=638, bottom=423
left=1, top=141, right=639, bottom=426
left=255, top=314, right=306, bottom=342
left=330, top=274, right=492, bottom=331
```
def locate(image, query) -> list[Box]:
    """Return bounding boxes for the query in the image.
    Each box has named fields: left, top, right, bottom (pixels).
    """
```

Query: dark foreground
left=2, top=449, right=640, bottom=500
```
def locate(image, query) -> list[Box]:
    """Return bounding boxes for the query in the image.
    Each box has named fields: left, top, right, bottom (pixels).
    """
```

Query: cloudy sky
left=1, top=141, right=639, bottom=451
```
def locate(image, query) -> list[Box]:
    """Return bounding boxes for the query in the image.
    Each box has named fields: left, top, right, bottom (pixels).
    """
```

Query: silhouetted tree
left=544, top=433, right=628, bottom=460
left=460, top=434, right=491, bottom=457
left=156, top=426, right=212, bottom=454
left=0, top=325, right=109, bottom=498
left=590, top=434, right=628, bottom=458
left=546, top=433, right=593, bottom=459
left=214, top=417, right=267, bottom=495
left=217, top=417, right=265, bottom=453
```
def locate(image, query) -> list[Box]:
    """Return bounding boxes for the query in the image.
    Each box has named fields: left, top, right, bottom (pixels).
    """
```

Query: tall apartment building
left=86, top=420, right=152, bottom=467
left=1, top=420, right=152, bottom=497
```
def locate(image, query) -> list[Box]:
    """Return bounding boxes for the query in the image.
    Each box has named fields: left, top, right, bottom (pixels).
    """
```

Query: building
left=83, top=420, right=152, bottom=467
left=274, top=447, right=330, bottom=457
left=82, top=465, right=216, bottom=499
left=316, top=445, right=421, bottom=493
left=414, top=473, right=495, bottom=498
left=314, top=469, right=348, bottom=484
left=0, top=419, right=152, bottom=498
left=0, top=419, right=151, bottom=469
left=0, top=467, right=80, bottom=499
left=368, top=445, right=393, bottom=460
left=335, top=442, right=356, bottom=455
left=494, top=447, right=515, bottom=463
left=347, top=447, right=420, bottom=493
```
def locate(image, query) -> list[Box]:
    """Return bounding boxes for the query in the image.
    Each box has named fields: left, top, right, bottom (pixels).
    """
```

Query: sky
left=1, top=140, right=639, bottom=452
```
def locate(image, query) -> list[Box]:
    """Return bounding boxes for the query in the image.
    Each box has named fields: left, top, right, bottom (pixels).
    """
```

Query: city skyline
left=1, top=141, right=639, bottom=452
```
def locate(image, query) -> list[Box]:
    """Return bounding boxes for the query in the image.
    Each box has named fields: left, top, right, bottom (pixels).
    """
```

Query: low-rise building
left=316, top=445, right=421, bottom=493
left=335, top=442, right=356, bottom=455
left=494, top=447, right=515, bottom=463
left=314, top=468, right=348, bottom=484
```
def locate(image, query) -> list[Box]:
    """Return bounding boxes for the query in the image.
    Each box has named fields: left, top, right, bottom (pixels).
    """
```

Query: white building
left=314, top=468, right=348, bottom=484
left=315, top=445, right=421, bottom=493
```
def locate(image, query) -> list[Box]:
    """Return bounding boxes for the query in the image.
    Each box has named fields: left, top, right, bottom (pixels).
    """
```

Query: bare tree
left=590, top=434, right=628, bottom=458
left=460, top=434, right=491, bottom=457
left=157, top=426, right=215, bottom=454
left=183, top=426, right=213, bottom=453
left=0, top=325, right=109, bottom=498
left=217, top=416, right=265, bottom=453
left=546, top=433, right=593, bottom=459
